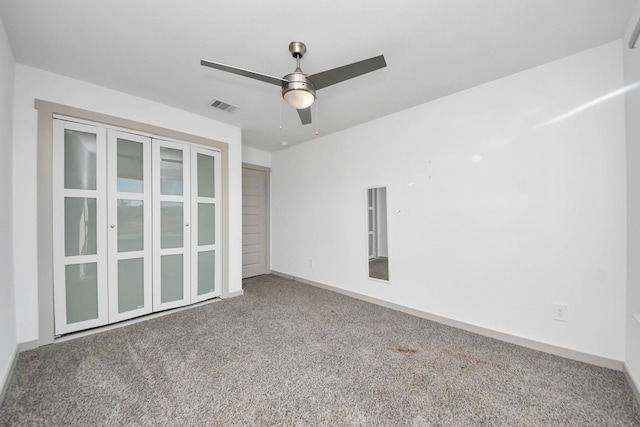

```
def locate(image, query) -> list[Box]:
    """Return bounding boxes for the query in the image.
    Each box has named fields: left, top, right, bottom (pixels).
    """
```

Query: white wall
left=272, top=41, right=627, bottom=361
left=242, top=146, right=272, bottom=168
left=13, top=65, right=242, bottom=344
left=0, top=14, right=17, bottom=395
left=624, top=0, right=640, bottom=392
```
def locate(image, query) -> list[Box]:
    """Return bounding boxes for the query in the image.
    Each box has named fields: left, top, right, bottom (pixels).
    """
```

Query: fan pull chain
left=279, top=97, right=283, bottom=130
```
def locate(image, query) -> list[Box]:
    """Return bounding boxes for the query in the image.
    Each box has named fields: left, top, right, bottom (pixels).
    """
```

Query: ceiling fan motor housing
left=282, top=71, right=316, bottom=109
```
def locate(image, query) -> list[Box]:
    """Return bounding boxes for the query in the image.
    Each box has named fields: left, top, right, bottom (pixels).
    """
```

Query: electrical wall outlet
left=552, top=303, right=569, bottom=322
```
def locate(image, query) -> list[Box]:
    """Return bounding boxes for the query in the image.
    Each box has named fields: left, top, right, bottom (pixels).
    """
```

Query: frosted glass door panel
left=64, top=197, right=97, bottom=256
left=198, top=203, right=215, bottom=246
left=117, top=200, right=144, bottom=252
left=118, top=258, right=144, bottom=313
left=160, top=147, right=183, bottom=195
left=117, top=139, right=144, bottom=193
left=53, top=119, right=108, bottom=335
left=161, top=202, right=184, bottom=248
left=64, top=129, right=97, bottom=190
left=197, top=153, right=215, bottom=197
left=191, top=146, right=221, bottom=303
left=107, top=130, right=153, bottom=323
left=153, top=140, right=191, bottom=311
left=65, top=263, right=99, bottom=324
left=161, top=254, right=184, bottom=303
left=197, top=251, right=215, bottom=296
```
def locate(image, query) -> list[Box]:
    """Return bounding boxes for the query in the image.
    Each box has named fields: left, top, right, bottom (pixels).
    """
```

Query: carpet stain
left=397, top=347, right=418, bottom=353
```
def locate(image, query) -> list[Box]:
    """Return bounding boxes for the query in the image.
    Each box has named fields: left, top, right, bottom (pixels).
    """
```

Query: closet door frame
left=37, top=102, right=231, bottom=345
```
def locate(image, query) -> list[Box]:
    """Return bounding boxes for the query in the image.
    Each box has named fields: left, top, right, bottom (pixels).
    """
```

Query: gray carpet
left=1, top=274, right=639, bottom=426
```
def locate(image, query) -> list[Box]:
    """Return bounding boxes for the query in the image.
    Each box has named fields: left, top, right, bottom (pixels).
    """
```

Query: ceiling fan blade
left=200, top=59, right=285, bottom=86
left=309, top=55, right=387, bottom=90
left=297, top=107, right=312, bottom=125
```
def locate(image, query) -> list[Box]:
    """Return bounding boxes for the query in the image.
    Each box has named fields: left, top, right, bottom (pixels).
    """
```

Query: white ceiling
left=0, top=0, right=635, bottom=151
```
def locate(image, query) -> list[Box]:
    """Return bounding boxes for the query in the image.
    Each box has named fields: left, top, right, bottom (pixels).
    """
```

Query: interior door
left=152, top=140, right=191, bottom=311
left=190, top=146, right=222, bottom=302
left=107, top=130, right=153, bottom=323
left=242, top=166, right=268, bottom=278
left=53, top=120, right=109, bottom=335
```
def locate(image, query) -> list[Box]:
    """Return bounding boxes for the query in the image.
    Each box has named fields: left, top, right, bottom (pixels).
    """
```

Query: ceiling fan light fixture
left=282, top=72, right=316, bottom=109
left=283, top=88, right=315, bottom=109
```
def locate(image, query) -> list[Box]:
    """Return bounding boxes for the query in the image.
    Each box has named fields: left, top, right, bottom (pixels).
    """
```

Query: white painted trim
left=271, top=271, right=624, bottom=371
left=223, top=289, right=244, bottom=298
left=18, top=340, right=39, bottom=352
left=624, top=363, right=640, bottom=405
left=0, top=345, right=19, bottom=406
left=1, top=340, right=49, bottom=405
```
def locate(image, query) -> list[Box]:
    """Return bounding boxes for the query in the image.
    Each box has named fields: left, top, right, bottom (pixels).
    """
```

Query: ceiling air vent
left=210, top=99, right=238, bottom=113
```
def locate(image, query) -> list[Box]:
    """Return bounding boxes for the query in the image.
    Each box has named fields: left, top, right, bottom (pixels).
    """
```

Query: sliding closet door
left=53, top=120, right=108, bottom=335
left=152, top=140, right=191, bottom=311
left=107, top=130, right=153, bottom=322
left=190, top=147, right=222, bottom=303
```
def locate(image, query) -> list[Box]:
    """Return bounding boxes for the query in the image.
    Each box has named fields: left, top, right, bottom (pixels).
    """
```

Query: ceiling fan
left=200, top=41, right=387, bottom=125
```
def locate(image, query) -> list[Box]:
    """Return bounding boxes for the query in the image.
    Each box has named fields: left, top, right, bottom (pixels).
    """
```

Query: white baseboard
left=624, top=363, right=640, bottom=405
left=0, top=345, right=19, bottom=408
left=271, top=270, right=623, bottom=371
left=1, top=339, right=38, bottom=407
left=224, top=289, right=244, bottom=298
left=18, top=340, right=38, bottom=352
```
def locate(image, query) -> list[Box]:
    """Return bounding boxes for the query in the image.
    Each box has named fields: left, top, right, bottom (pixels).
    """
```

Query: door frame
left=242, top=163, right=270, bottom=277
left=36, top=100, right=231, bottom=345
